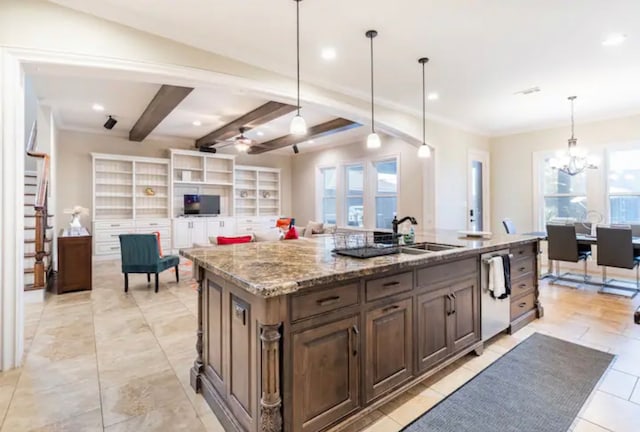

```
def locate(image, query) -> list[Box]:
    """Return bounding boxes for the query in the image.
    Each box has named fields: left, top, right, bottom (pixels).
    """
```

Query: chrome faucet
left=392, top=216, right=418, bottom=236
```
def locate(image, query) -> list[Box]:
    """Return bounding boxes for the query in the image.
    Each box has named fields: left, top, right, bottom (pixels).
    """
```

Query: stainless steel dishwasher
left=480, top=249, right=512, bottom=341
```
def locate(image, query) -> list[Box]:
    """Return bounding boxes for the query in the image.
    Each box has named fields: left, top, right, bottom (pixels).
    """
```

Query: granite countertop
left=180, top=229, right=538, bottom=298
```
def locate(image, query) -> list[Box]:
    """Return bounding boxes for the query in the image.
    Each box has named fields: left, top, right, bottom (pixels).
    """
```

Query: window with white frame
left=319, top=167, right=337, bottom=224
left=373, top=159, right=398, bottom=229
left=344, top=164, right=364, bottom=227
left=608, top=148, right=640, bottom=224
left=541, top=156, right=588, bottom=223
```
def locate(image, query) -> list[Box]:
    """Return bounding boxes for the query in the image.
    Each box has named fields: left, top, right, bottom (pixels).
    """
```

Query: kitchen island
left=180, top=231, right=542, bottom=432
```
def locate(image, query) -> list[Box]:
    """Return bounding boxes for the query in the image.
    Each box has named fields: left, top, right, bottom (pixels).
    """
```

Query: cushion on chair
left=284, top=226, right=299, bottom=240
left=158, top=255, right=180, bottom=272
left=217, top=235, right=252, bottom=245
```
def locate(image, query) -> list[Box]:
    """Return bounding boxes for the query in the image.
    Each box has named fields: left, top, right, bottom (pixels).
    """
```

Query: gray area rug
left=402, top=333, right=614, bottom=432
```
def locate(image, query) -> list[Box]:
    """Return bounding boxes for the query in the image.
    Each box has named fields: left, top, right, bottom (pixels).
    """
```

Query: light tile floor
left=1, top=260, right=639, bottom=432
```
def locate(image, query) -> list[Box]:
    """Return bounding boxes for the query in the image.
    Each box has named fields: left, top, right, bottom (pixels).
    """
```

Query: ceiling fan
left=200, top=127, right=256, bottom=153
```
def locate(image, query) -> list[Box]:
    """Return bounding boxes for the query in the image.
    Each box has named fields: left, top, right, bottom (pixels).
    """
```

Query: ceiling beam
left=129, top=85, right=194, bottom=142
left=196, top=101, right=297, bottom=147
left=248, top=118, right=360, bottom=155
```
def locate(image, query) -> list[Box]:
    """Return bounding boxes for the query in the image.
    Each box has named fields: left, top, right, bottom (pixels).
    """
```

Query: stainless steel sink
left=400, top=242, right=462, bottom=254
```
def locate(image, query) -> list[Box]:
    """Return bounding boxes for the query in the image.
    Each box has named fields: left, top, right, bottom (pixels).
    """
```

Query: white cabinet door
left=206, top=218, right=220, bottom=239
left=191, top=219, right=208, bottom=245
left=219, top=217, right=236, bottom=236
left=173, top=219, right=191, bottom=249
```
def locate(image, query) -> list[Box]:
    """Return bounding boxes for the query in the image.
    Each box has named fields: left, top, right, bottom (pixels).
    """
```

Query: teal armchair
left=119, top=234, right=180, bottom=293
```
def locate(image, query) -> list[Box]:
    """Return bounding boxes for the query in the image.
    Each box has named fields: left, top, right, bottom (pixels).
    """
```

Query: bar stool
left=596, top=226, right=640, bottom=298
left=547, top=223, right=592, bottom=286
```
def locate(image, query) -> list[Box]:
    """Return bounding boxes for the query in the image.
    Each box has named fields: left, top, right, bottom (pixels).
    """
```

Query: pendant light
left=289, top=0, right=307, bottom=135
left=417, top=57, right=431, bottom=158
left=365, top=30, right=381, bottom=149
left=549, top=96, right=598, bottom=175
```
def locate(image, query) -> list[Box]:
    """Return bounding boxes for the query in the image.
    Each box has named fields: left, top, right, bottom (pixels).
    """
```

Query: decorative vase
left=69, top=214, right=82, bottom=229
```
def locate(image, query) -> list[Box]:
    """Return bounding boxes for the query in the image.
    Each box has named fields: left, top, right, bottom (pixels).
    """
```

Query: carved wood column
left=191, top=267, right=205, bottom=391
left=260, top=323, right=282, bottom=432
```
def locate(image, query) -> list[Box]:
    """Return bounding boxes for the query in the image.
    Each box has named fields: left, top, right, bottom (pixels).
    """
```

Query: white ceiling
left=28, top=69, right=366, bottom=155
left=48, top=0, right=640, bottom=135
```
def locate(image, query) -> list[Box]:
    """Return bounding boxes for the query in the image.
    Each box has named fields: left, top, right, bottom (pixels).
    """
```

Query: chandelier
left=550, top=96, right=598, bottom=176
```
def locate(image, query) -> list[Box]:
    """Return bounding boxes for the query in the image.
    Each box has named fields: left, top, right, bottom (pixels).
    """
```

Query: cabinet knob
left=316, top=296, right=340, bottom=307
left=382, top=281, right=400, bottom=288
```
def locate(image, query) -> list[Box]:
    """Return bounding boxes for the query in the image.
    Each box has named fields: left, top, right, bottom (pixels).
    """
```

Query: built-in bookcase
left=170, top=149, right=235, bottom=217
left=92, top=154, right=170, bottom=220
left=234, top=165, right=281, bottom=217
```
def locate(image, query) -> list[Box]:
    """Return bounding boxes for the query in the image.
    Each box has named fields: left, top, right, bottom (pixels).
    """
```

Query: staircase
left=25, top=121, right=53, bottom=297
left=23, top=171, right=51, bottom=293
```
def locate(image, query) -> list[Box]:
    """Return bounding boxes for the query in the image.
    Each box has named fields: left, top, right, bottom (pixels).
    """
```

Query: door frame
left=467, top=150, right=491, bottom=231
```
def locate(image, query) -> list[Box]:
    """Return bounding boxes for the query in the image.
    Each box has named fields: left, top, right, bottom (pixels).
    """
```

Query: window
left=542, top=157, right=587, bottom=223
left=319, top=167, right=337, bottom=224
left=608, top=149, right=640, bottom=224
left=374, top=159, right=398, bottom=229
left=344, top=164, right=364, bottom=227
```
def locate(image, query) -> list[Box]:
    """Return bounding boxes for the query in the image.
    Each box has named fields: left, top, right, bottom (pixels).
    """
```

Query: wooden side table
left=55, top=229, right=92, bottom=294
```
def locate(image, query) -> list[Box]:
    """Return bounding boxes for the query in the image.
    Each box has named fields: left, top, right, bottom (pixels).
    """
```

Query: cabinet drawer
left=135, top=227, right=171, bottom=238
left=511, top=293, right=536, bottom=320
left=136, top=219, right=170, bottom=229
left=366, top=272, right=413, bottom=302
left=511, top=257, right=535, bottom=278
left=237, top=224, right=262, bottom=233
left=95, top=229, right=133, bottom=243
left=417, top=257, right=477, bottom=289
left=511, top=243, right=536, bottom=260
left=94, top=220, right=135, bottom=230
left=291, top=283, right=359, bottom=322
left=95, top=242, right=121, bottom=255
left=511, top=275, right=536, bottom=298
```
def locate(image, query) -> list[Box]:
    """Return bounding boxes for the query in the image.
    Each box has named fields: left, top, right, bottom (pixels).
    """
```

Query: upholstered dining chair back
left=597, top=226, right=635, bottom=269
left=629, top=224, right=640, bottom=238
left=502, top=218, right=516, bottom=234
left=547, top=224, right=580, bottom=262
left=574, top=222, right=592, bottom=235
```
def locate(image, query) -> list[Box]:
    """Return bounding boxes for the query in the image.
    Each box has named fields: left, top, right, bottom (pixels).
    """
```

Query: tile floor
left=1, top=260, right=639, bottom=432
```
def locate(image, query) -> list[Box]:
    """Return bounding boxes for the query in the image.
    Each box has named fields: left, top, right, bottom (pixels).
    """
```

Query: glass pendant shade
left=289, top=114, right=307, bottom=135
left=418, top=143, right=431, bottom=158
left=367, top=132, right=381, bottom=149
left=552, top=96, right=598, bottom=176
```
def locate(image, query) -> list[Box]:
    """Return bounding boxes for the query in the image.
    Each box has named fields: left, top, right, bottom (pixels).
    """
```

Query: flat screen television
left=183, top=194, right=220, bottom=215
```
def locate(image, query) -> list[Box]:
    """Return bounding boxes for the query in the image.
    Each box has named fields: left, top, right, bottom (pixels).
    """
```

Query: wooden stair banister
left=25, top=121, right=51, bottom=290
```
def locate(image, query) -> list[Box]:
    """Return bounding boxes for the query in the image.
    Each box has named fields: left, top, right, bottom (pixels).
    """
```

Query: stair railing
left=25, top=121, right=50, bottom=290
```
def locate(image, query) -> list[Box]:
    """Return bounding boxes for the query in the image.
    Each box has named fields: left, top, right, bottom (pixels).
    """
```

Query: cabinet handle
left=446, top=294, right=453, bottom=316
left=351, top=325, right=359, bottom=357
left=519, top=283, right=527, bottom=288
left=518, top=249, right=524, bottom=255
left=150, top=223, right=158, bottom=226
left=518, top=302, right=527, bottom=308
left=519, top=266, right=526, bottom=272
left=110, top=247, right=119, bottom=250
left=110, top=224, right=120, bottom=227
left=382, top=304, right=400, bottom=313
left=451, top=293, right=456, bottom=314
left=382, top=281, right=400, bottom=288
left=316, top=296, right=340, bottom=307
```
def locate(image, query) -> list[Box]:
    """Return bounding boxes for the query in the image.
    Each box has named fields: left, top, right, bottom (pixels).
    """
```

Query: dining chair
left=596, top=226, right=640, bottom=297
left=502, top=218, right=516, bottom=234
left=631, top=224, right=640, bottom=238
left=574, top=222, right=592, bottom=236
left=119, top=234, right=180, bottom=293
left=547, top=223, right=592, bottom=285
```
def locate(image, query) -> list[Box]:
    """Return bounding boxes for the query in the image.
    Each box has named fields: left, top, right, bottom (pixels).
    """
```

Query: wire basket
left=332, top=231, right=399, bottom=259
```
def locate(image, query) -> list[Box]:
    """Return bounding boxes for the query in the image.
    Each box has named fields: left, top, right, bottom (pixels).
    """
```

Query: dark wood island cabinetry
left=181, top=231, right=541, bottom=432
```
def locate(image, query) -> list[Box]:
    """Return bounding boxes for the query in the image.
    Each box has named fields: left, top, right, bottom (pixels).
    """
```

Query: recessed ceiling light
left=92, top=103, right=104, bottom=112
left=514, top=86, right=541, bottom=96
left=602, top=33, right=627, bottom=46
left=256, top=131, right=264, bottom=136
left=192, top=120, right=202, bottom=126
left=307, top=140, right=315, bottom=144
left=321, top=47, right=337, bottom=61
left=427, top=92, right=439, bottom=101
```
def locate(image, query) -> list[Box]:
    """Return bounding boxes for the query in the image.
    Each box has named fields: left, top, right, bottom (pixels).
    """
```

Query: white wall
left=490, top=113, right=640, bottom=232
left=292, top=128, right=490, bottom=231
left=55, top=129, right=293, bottom=231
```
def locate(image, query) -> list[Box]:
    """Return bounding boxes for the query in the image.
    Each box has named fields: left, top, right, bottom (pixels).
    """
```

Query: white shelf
left=96, top=170, right=132, bottom=174
left=174, top=167, right=204, bottom=171
left=207, top=169, right=233, bottom=174
left=137, top=195, right=168, bottom=198
left=96, top=193, right=132, bottom=198
left=96, top=181, right=132, bottom=186
left=96, top=206, right=133, bottom=210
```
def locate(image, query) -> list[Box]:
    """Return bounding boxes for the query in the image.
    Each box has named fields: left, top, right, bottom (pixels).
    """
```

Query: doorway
left=467, top=150, right=490, bottom=231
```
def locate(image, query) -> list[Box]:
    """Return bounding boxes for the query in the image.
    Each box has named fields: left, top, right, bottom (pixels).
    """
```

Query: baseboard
left=24, top=288, right=45, bottom=304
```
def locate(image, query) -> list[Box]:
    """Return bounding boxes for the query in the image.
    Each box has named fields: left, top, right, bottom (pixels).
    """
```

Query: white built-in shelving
left=169, top=149, right=236, bottom=218
left=234, top=165, right=281, bottom=217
